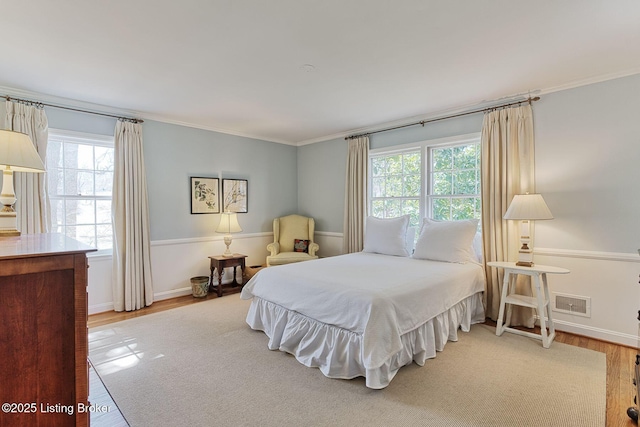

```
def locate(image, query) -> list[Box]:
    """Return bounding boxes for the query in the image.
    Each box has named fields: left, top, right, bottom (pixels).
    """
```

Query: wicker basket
left=190, top=276, right=209, bottom=298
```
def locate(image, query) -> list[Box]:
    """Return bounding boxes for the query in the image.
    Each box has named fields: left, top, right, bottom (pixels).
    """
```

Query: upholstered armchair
left=266, top=214, right=320, bottom=266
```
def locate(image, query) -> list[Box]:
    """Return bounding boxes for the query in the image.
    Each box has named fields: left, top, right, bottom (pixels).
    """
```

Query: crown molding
left=0, top=85, right=295, bottom=146
left=4, top=67, right=640, bottom=148
left=295, top=68, right=640, bottom=146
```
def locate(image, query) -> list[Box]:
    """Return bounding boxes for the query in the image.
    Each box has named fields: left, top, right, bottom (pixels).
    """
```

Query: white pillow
left=363, top=215, right=410, bottom=257
left=413, top=218, right=479, bottom=263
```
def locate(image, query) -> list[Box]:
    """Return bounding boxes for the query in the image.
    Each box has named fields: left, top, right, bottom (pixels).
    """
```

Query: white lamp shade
left=503, top=193, right=553, bottom=220
left=215, top=212, right=242, bottom=233
left=0, top=130, right=46, bottom=172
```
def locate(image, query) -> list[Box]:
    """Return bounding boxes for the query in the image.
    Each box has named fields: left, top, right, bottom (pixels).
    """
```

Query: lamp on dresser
left=0, top=129, right=46, bottom=236
left=216, top=211, right=242, bottom=257
left=503, top=193, right=553, bottom=267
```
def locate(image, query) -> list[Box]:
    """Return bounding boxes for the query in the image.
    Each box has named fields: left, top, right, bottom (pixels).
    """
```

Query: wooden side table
left=487, top=261, right=570, bottom=348
left=208, top=254, right=247, bottom=297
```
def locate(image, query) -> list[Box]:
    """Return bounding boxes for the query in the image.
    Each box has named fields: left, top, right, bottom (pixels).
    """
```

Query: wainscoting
left=86, top=234, right=638, bottom=347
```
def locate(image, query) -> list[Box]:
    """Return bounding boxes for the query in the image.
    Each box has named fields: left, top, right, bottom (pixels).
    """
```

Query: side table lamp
left=503, top=193, right=553, bottom=267
left=215, top=212, right=242, bottom=257
left=0, top=129, right=46, bottom=236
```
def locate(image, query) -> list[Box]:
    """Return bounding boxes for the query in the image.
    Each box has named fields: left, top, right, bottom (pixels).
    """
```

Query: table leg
left=496, top=271, right=511, bottom=336
left=533, top=273, right=550, bottom=348
left=209, top=264, right=215, bottom=293
left=231, top=266, right=238, bottom=286
left=217, top=267, right=223, bottom=297
left=541, top=273, right=556, bottom=344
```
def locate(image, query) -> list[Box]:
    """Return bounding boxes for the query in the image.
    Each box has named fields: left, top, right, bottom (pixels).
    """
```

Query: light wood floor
left=89, top=295, right=638, bottom=427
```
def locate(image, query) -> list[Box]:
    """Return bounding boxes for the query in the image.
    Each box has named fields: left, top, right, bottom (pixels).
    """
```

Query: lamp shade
left=503, top=193, right=553, bottom=220
left=0, top=130, right=46, bottom=172
left=215, top=212, right=242, bottom=234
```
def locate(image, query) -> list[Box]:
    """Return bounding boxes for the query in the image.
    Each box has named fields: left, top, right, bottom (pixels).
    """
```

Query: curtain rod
left=345, top=96, right=540, bottom=140
left=3, top=95, right=144, bottom=124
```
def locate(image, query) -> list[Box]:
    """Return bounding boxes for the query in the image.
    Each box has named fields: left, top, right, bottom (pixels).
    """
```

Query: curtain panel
left=343, top=136, right=369, bottom=254
left=112, top=121, right=154, bottom=312
left=481, top=104, right=536, bottom=326
left=4, top=101, right=50, bottom=234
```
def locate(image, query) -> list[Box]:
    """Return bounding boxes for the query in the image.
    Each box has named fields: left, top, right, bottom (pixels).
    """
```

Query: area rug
left=89, top=296, right=605, bottom=427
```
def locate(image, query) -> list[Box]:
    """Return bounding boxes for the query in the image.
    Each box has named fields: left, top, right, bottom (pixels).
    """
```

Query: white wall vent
left=552, top=293, right=591, bottom=318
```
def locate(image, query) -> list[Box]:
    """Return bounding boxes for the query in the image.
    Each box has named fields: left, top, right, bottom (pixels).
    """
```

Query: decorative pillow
left=413, top=218, right=479, bottom=263
left=363, top=215, right=410, bottom=257
left=294, top=239, right=310, bottom=253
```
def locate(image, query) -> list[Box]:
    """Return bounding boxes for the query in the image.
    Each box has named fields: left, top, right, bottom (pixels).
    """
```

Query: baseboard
left=88, top=302, right=115, bottom=315
left=536, top=316, right=638, bottom=347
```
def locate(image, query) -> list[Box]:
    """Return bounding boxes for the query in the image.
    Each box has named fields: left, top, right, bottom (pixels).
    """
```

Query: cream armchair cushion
left=266, top=214, right=319, bottom=266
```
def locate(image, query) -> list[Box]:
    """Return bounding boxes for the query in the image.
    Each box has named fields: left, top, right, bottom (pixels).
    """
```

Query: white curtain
left=4, top=101, right=50, bottom=233
left=481, top=104, right=536, bottom=326
left=343, top=136, right=369, bottom=254
left=112, top=120, right=154, bottom=312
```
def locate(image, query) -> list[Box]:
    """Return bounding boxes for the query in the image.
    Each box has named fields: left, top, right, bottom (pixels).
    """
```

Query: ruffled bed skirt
left=245, top=292, right=485, bottom=389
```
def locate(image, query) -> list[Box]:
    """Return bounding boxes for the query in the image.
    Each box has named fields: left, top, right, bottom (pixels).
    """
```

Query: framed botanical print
left=190, top=177, right=220, bottom=214
left=222, top=179, right=248, bottom=213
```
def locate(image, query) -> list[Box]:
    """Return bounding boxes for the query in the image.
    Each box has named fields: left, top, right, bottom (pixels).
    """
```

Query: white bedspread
left=240, top=252, right=485, bottom=370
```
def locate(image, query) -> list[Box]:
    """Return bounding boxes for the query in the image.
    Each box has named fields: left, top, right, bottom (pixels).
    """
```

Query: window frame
left=47, top=128, right=115, bottom=256
left=369, top=132, right=481, bottom=229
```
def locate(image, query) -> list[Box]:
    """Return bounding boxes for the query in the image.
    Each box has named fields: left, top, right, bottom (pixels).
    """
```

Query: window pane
left=372, top=158, right=385, bottom=177
left=96, top=225, right=113, bottom=250
left=403, top=174, right=420, bottom=197
left=64, top=143, right=94, bottom=170
left=385, top=155, right=402, bottom=174
left=50, top=199, right=65, bottom=227
left=402, top=199, right=420, bottom=228
left=453, top=145, right=477, bottom=169
left=48, top=168, right=65, bottom=195
left=95, top=146, right=114, bottom=171
left=403, top=153, right=420, bottom=174
left=451, top=198, right=476, bottom=220
left=65, top=170, right=94, bottom=196
left=432, top=148, right=452, bottom=171
left=386, top=176, right=402, bottom=197
left=384, top=199, right=402, bottom=217
left=67, top=225, right=96, bottom=247
left=47, top=140, right=63, bottom=168
left=76, top=200, right=96, bottom=225
left=96, top=200, right=112, bottom=224
left=453, top=170, right=477, bottom=195
left=95, top=171, right=113, bottom=196
left=432, top=198, right=451, bottom=220
left=372, top=177, right=385, bottom=197
left=371, top=200, right=384, bottom=218
left=432, top=172, right=452, bottom=195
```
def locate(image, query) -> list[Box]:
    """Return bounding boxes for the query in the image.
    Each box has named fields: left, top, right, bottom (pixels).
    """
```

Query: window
left=429, top=143, right=481, bottom=221
left=370, top=150, right=421, bottom=228
left=47, top=130, right=114, bottom=251
left=369, top=133, right=481, bottom=228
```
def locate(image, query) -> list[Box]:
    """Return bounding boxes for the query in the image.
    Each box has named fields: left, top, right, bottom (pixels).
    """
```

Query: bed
left=240, top=242, right=485, bottom=389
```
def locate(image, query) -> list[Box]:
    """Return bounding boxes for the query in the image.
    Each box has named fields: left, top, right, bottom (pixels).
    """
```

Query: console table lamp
left=215, top=212, right=242, bottom=257
left=503, top=193, right=553, bottom=267
left=0, top=130, right=46, bottom=236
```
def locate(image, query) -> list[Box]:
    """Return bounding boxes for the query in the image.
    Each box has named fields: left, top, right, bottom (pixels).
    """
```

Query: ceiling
left=1, top=1, right=639, bottom=145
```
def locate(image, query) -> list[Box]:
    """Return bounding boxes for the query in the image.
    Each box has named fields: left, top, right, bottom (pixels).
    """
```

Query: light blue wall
left=1, top=101, right=298, bottom=241
left=296, top=111, right=483, bottom=232
left=534, top=73, right=640, bottom=253
left=143, top=121, right=297, bottom=240
left=297, top=73, right=640, bottom=254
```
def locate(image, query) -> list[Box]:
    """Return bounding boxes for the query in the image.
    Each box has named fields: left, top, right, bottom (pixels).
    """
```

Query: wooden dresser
left=0, top=234, right=95, bottom=427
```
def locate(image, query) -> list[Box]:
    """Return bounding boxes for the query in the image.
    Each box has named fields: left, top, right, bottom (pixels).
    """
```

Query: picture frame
left=190, top=177, right=220, bottom=214
left=222, top=179, right=248, bottom=213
